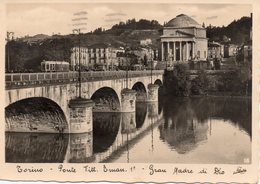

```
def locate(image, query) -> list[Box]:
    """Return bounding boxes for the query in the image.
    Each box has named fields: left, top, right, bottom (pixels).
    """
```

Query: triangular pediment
left=175, top=30, right=195, bottom=37
left=161, top=30, right=195, bottom=38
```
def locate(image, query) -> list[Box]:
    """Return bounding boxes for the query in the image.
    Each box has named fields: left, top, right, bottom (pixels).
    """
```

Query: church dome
left=165, top=14, right=203, bottom=28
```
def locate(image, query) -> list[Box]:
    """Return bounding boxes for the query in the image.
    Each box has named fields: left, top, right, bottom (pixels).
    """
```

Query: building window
left=197, top=51, right=200, bottom=58
left=204, top=51, right=206, bottom=58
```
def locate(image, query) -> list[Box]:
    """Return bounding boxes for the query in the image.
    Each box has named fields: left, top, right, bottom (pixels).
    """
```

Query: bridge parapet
left=6, top=70, right=164, bottom=89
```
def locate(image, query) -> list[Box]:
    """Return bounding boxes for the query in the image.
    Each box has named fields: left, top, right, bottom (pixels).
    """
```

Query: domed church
left=160, top=14, right=208, bottom=63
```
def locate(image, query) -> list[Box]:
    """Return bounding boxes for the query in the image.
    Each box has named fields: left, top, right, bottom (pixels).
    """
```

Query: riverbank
left=163, top=64, right=252, bottom=97
left=163, top=93, right=252, bottom=99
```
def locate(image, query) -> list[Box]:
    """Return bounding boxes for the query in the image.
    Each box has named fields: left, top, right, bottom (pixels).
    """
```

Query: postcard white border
left=0, top=0, right=259, bottom=183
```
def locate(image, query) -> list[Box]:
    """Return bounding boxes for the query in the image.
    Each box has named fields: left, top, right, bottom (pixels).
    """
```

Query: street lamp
left=126, top=54, right=130, bottom=89
left=72, top=11, right=88, bottom=98
left=6, top=31, right=14, bottom=73
left=73, top=28, right=82, bottom=98
left=150, top=58, right=153, bottom=84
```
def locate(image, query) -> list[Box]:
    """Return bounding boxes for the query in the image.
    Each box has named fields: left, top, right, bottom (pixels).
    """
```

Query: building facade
left=70, top=47, right=89, bottom=71
left=70, top=43, right=123, bottom=71
left=208, top=41, right=223, bottom=59
left=140, top=39, right=152, bottom=46
left=160, top=14, right=208, bottom=64
left=224, top=44, right=237, bottom=58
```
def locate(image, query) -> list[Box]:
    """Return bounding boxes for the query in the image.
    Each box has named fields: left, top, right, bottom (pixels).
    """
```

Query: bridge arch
left=131, top=82, right=147, bottom=102
left=91, top=87, right=121, bottom=112
left=153, top=78, right=164, bottom=113
left=5, top=97, right=68, bottom=133
left=154, top=79, right=163, bottom=86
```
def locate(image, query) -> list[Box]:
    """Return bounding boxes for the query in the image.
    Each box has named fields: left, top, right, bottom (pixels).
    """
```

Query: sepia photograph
left=2, top=1, right=258, bottom=183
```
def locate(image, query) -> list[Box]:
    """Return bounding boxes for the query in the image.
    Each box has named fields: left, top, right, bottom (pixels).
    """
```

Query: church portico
left=161, top=40, right=195, bottom=62
left=160, top=14, right=208, bottom=65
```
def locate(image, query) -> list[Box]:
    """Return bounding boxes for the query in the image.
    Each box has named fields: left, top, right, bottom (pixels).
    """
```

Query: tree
left=191, top=70, right=209, bottom=95
left=165, top=64, right=191, bottom=96
left=93, top=27, right=103, bottom=34
left=206, top=16, right=252, bottom=44
left=238, top=62, right=252, bottom=95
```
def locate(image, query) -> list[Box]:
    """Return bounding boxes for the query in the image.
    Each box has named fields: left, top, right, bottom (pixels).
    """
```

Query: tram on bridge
left=41, top=60, right=70, bottom=72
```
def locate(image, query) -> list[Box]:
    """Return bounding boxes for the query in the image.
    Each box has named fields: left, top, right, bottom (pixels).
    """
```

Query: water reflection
left=158, top=96, right=251, bottom=162
left=6, top=133, right=69, bottom=163
left=65, top=132, right=94, bottom=163
left=121, top=112, right=136, bottom=134
left=136, top=102, right=147, bottom=129
left=160, top=98, right=209, bottom=154
left=163, top=97, right=251, bottom=136
left=147, top=102, right=159, bottom=118
left=93, top=112, right=121, bottom=153
left=5, top=96, right=251, bottom=164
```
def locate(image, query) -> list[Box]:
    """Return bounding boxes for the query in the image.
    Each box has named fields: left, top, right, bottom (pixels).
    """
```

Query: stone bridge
left=6, top=102, right=164, bottom=163
left=5, top=70, right=164, bottom=134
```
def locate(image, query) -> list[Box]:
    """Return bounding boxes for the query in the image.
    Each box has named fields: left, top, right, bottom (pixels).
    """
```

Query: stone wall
left=5, top=73, right=163, bottom=133
left=5, top=98, right=68, bottom=133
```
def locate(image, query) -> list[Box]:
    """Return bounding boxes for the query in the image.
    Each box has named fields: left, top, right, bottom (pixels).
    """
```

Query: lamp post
left=6, top=31, right=14, bottom=73
left=72, top=11, right=88, bottom=98
left=126, top=54, right=130, bottom=89
left=73, top=28, right=82, bottom=98
left=150, top=58, right=153, bottom=84
left=68, top=11, right=95, bottom=135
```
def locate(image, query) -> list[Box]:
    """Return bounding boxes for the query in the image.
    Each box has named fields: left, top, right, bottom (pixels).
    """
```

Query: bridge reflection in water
left=6, top=101, right=163, bottom=163
left=5, top=96, right=251, bottom=164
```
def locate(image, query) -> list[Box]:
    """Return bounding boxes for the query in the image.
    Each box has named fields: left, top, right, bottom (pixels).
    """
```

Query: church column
left=184, top=42, right=186, bottom=61
left=173, top=42, right=176, bottom=61
left=171, top=42, right=173, bottom=56
left=161, top=42, right=164, bottom=61
left=171, top=41, right=174, bottom=66
left=186, top=42, right=189, bottom=61
left=195, top=42, right=197, bottom=59
left=167, top=42, right=170, bottom=61
left=179, top=42, right=182, bottom=61
left=192, top=42, right=195, bottom=59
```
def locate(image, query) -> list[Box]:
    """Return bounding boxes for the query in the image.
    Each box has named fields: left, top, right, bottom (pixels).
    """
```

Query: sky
left=6, top=3, right=252, bottom=37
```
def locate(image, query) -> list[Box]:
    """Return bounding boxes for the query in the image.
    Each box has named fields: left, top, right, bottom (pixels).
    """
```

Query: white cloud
left=6, top=3, right=252, bottom=37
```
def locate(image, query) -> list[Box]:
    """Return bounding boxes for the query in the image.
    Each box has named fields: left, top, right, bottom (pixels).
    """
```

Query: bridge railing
left=5, top=70, right=164, bottom=89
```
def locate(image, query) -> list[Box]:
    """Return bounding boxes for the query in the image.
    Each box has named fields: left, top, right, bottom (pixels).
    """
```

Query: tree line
left=6, top=15, right=252, bottom=72
left=206, top=16, right=252, bottom=44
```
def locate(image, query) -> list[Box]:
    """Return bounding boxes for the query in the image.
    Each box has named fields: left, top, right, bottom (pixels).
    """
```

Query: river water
left=5, top=96, right=251, bottom=164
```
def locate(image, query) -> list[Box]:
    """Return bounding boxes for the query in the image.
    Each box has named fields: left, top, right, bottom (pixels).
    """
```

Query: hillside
left=206, top=16, right=252, bottom=44
left=6, top=16, right=251, bottom=72
left=17, top=34, right=51, bottom=44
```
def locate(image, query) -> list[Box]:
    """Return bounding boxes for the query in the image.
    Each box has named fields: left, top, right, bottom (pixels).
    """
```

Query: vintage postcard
left=0, top=0, right=259, bottom=183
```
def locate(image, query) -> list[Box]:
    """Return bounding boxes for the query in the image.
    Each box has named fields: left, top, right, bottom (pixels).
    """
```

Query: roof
left=176, top=30, right=195, bottom=37
left=208, top=42, right=222, bottom=47
left=41, top=61, right=69, bottom=64
left=88, top=42, right=125, bottom=49
left=165, top=14, right=203, bottom=28
left=88, top=43, right=112, bottom=48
